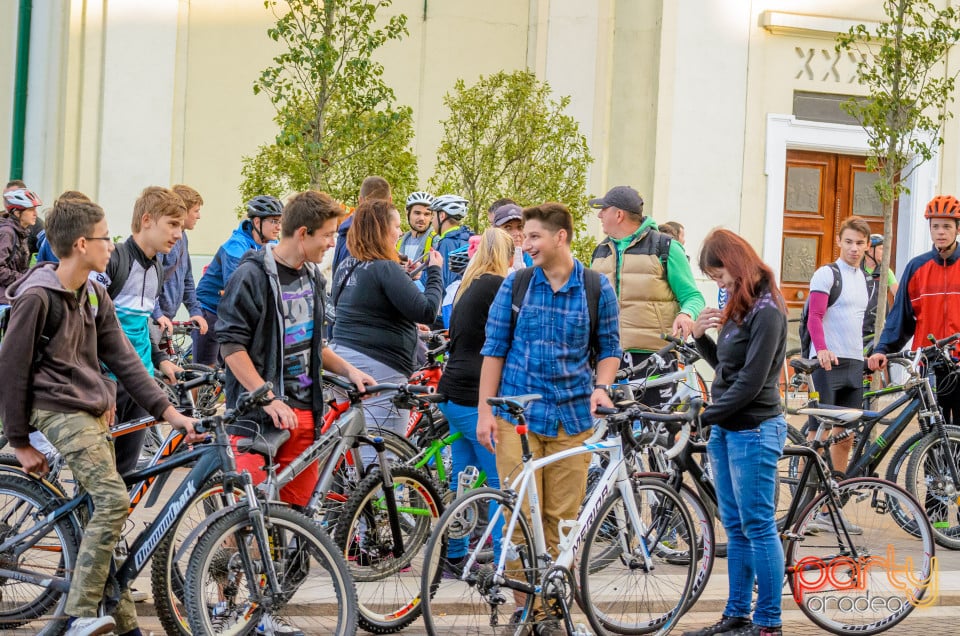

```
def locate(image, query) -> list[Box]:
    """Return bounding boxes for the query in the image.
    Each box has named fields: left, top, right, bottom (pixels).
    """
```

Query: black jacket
left=216, top=245, right=327, bottom=433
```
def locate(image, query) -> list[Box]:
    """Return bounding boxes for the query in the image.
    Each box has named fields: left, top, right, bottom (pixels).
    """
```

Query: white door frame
left=764, top=113, right=936, bottom=280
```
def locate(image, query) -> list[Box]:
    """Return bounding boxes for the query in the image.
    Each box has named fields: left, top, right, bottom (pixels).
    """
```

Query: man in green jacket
left=589, top=186, right=704, bottom=403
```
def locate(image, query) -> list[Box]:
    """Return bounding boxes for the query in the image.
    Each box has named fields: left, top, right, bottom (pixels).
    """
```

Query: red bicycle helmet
left=924, top=195, right=960, bottom=220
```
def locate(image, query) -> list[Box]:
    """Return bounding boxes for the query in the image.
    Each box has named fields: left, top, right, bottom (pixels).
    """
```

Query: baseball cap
left=492, top=203, right=523, bottom=227
left=588, top=186, right=644, bottom=216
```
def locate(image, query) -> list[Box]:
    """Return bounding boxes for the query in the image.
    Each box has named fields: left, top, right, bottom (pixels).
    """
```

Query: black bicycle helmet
left=870, top=233, right=884, bottom=247
left=246, top=195, right=283, bottom=218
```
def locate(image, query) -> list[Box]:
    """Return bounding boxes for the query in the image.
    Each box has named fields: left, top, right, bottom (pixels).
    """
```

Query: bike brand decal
left=572, top=482, right=610, bottom=555
left=793, top=545, right=938, bottom=610
left=134, top=479, right=198, bottom=570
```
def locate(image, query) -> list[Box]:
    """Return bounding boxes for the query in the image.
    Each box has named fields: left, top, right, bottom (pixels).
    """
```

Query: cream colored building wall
left=0, top=1, right=19, bottom=182
left=7, top=0, right=960, bottom=264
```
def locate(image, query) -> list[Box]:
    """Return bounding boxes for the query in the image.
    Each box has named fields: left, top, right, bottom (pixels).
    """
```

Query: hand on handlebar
left=189, top=314, right=209, bottom=335
left=591, top=387, right=614, bottom=416
left=156, top=315, right=173, bottom=336
left=345, top=366, right=376, bottom=393
left=867, top=352, right=887, bottom=371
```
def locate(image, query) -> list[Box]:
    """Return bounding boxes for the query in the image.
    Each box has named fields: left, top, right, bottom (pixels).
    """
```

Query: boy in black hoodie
left=0, top=197, right=197, bottom=636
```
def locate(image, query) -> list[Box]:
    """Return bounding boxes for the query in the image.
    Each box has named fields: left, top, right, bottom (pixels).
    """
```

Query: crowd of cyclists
left=0, top=171, right=959, bottom=636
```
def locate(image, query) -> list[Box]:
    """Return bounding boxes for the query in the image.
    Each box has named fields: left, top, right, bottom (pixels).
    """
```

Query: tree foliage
left=240, top=0, right=418, bottom=211
left=429, top=70, right=594, bottom=260
left=837, top=0, right=960, bottom=335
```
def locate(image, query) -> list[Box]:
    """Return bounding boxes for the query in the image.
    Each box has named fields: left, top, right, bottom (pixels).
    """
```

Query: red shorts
left=230, top=407, right=318, bottom=507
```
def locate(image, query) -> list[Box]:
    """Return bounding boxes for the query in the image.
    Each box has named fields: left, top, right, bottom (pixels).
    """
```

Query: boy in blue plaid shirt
left=477, top=202, right=621, bottom=634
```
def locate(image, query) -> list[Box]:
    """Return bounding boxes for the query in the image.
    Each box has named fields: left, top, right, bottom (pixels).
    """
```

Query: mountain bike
left=420, top=394, right=702, bottom=636
left=0, top=384, right=358, bottom=635
left=782, top=335, right=960, bottom=548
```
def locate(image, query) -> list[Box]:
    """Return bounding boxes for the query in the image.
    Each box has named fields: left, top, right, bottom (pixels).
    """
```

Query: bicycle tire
left=0, top=453, right=69, bottom=495
left=184, top=503, right=357, bottom=636
left=578, top=477, right=697, bottom=635
left=420, top=486, right=537, bottom=635
left=149, top=478, right=235, bottom=636
left=317, top=429, right=418, bottom=535
left=182, top=362, right=225, bottom=416
left=333, top=465, right=443, bottom=633
left=904, top=428, right=960, bottom=549
left=788, top=477, right=935, bottom=635
left=0, top=474, right=80, bottom=634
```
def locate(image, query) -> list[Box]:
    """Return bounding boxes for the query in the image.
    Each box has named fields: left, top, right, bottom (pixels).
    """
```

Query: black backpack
left=0, top=288, right=66, bottom=369
left=105, top=242, right=163, bottom=299
left=508, top=266, right=603, bottom=364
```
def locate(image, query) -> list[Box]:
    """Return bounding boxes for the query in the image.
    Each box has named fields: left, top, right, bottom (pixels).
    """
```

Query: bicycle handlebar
left=324, top=373, right=435, bottom=398
left=194, top=383, right=274, bottom=434
left=615, top=340, right=678, bottom=381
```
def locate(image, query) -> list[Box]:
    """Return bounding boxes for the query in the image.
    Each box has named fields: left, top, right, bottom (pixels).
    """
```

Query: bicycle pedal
left=571, top=625, right=594, bottom=636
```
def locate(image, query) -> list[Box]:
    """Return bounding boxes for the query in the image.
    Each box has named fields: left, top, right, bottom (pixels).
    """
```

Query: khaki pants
left=32, top=409, right=138, bottom=632
left=494, top=418, right=591, bottom=565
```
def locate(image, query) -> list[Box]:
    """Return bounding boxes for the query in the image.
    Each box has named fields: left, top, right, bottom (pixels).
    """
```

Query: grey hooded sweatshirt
left=0, top=264, right=171, bottom=449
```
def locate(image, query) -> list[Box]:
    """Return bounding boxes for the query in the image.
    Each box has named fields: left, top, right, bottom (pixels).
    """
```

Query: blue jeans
left=707, top=416, right=787, bottom=628
left=439, top=400, right=502, bottom=561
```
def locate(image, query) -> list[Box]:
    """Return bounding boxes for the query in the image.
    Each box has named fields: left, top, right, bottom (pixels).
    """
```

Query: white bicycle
left=419, top=394, right=702, bottom=636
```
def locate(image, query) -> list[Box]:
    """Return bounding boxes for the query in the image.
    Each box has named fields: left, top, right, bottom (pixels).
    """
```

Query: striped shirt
left=481, top=260, right=621, bottom=436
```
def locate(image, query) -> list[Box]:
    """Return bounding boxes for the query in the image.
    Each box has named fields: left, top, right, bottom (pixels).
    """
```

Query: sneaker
left=804, top=512, right=863, bottom=536
left=257, top=613, right=305, bottom=636
left=64, top=616, right=117, bottom=636
left=723, top=623, right=782, bottom=636
left=681, top=615, right=751, bottom=636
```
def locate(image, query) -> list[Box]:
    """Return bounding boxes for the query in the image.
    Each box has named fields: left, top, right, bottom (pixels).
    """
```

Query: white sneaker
left=257, top=613, right=305, bottom=636
left=64, top=615, right=117, bottom=636
left=804, top=512, right=863, bottom=536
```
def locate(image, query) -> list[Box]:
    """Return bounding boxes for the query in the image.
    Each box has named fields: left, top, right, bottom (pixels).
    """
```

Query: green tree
left=239, top=0, right=418, bottom=212
left=837, top=0, right=960, bottom=336
left=429, top=70, right=594, bottom=260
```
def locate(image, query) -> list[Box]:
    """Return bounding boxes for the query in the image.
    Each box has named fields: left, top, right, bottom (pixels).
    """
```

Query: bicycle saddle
left=790, top=358, right=820, bottom=374
left=236, top=427, right=292, bottom=459
left=796, top=407, right=863, bottom=423
left=487, top=394, right=543, bottom=412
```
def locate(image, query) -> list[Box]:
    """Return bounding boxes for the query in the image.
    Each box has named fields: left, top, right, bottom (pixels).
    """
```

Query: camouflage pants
left=31, top=409, right=138, bottom=632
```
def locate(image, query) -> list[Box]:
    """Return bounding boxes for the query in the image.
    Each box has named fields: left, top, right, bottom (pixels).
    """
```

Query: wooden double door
left=780, top=149, right=897, bottom=314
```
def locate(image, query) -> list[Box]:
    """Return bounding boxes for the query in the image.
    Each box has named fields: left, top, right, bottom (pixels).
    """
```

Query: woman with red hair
left=683, top=229, right=788, bottom=636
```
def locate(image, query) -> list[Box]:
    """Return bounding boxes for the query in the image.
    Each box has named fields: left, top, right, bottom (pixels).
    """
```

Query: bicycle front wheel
left=184, top=503, right=357, bottom=636
left=333, top=465, right=444, bottom=634
left=0, top=474, right=80, bottom=635
left=904, top=428, right=960, bottom=549
left=420, top=487, right=537, bottom=635
left=788, top=477, right=935, bottom=635
left=578, top=477, right=697, bottom=635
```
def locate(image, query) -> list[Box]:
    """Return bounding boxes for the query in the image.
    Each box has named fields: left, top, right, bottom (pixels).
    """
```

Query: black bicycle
left=0, top=384, right=357, bottom=635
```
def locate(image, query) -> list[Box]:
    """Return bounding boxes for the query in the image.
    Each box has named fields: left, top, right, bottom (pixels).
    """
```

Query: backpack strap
left=826, top=262, right=843, bottom=307
left=654, top=231, right=672, bottom=279
left=508, top=267, right=536, bottom=345
left=106, top=245, right=130, bottom=298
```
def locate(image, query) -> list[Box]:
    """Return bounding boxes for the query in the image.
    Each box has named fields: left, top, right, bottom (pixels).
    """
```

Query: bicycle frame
left=410, top=430, right=487, bottom=488
left=464, top=429, right=648, bottom=588
left=0, top=429, right=262, bottom=598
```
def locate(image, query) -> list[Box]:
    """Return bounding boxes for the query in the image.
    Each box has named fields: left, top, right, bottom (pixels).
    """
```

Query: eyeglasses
left=262, top=217, right=282, bottom=225
left=84, top=236, right=113, bottom=242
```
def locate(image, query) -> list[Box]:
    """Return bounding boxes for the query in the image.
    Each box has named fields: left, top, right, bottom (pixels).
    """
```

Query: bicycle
left=781, top=335, right=960, bottom=548
left=420, top=394, right=702, bottom=636
left=0, top=383, right=358, bottom=635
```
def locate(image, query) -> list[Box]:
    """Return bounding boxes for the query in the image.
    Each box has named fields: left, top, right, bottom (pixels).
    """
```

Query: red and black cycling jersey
left=876, top=244, right=960, bottom=354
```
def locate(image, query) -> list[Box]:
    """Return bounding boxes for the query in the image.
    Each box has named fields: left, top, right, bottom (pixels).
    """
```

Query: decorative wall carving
left=782, top=237, right=818, bottom=283
left=786, top=166, right=821, bottom=213
left=795, top=47, right=870, bottom=83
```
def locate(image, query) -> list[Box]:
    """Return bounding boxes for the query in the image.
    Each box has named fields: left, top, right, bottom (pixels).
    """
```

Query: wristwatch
left=594, top=385, right=611, bottom=392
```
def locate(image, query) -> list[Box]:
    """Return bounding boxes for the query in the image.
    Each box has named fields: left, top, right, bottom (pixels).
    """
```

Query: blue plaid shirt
left=481, top=260, right=621, bottom=436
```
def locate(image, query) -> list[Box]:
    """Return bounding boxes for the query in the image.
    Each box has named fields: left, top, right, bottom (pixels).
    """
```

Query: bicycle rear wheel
left=787, top=477, right=935, bottom=635
left=184, top=503, right=357, bottom=635
left=0, top=474, right=80, bottom=635
left=420, top=487, right=537, bottom=635
left=578, top=477, right=697, bottom=635
left=333, top=465, right=443, bottom=634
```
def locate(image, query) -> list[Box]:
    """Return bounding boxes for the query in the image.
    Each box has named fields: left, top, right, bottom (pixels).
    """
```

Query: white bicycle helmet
left=429, top=194, right=469, bottom=219
left=3, top=188, right=42, bottom=213
left=405, top=191, right=435, bottom=211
